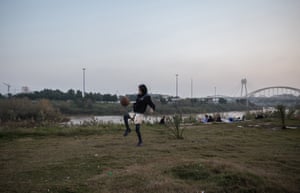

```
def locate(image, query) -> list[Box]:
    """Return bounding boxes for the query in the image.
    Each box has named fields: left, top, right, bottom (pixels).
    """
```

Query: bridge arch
left=247, top=86, right=300, bottom=97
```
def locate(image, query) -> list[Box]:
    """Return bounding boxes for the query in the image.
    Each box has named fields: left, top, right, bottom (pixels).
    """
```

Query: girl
left=123, top=84, right=155, bottom=146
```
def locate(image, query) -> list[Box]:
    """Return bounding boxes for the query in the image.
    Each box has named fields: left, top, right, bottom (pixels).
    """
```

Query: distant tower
left=241, top=78, right=248, bottom=97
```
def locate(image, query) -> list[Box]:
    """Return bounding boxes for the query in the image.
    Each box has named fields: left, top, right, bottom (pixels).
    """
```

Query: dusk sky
left=1, top=0, right=299, bottom=97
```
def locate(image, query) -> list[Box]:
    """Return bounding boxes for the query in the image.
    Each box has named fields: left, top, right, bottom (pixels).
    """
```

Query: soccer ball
left=120, top=96, right=130, bottom=107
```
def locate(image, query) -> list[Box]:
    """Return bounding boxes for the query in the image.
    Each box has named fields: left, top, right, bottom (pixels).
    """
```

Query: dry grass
left=0, top=120, right=299, bottom=193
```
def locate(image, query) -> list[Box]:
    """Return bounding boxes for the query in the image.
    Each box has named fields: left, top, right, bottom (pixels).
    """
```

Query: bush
left=165, top=114, right=185, bottom=139
left=0, top=98, right=63, bottom=123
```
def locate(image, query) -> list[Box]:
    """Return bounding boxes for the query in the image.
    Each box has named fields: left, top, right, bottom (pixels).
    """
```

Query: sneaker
left=136, top=142, right=143, bottom=147
left=123, top=129, right=131, bottom=137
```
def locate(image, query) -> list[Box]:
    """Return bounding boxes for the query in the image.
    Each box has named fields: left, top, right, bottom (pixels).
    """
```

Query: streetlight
left=82, top=68, right=86, bottom=98
left=175, top=74, right=179, bottom=98
left=214, top=86, right=217, bottom=103
left=191, top=78, right=193, bottom=98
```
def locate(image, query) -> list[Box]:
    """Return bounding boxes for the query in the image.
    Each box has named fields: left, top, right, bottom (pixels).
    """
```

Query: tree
left=219, top=98, right=227, bottom=104
left=66, top=89, right=76, bottom=100
left=14, top=89, right=118, bottom=102
left=75, top=90, right=83, bottom=99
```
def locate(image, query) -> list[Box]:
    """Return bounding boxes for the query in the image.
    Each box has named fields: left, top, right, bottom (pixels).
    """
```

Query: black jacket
left=133, top=94, right=155, bottom=114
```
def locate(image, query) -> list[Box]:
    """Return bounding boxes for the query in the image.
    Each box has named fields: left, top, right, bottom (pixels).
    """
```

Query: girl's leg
left=123, top=114, right=131, bottom=136
left=135, top=124, right=143, bottom=146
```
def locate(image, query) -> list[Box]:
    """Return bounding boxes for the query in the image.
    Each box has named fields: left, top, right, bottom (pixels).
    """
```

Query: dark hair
left=138, top=84, right=148, bottom=95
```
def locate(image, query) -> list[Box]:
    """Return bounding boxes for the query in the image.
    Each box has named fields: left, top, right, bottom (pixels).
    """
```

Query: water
left=68, top=116, right=124, bottom=125
left=67, top=109, right=272, bottom=125
left=68, top=115, right=161, bottom=125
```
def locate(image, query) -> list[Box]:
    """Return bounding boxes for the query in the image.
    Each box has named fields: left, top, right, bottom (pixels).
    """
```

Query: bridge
left=244, top=86, right=300, bottom=106
left=247, top=86, right=300, bottom=98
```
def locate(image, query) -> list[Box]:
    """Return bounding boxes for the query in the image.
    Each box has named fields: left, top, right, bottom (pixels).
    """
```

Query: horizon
left=3, top=86, right=300, bottom=100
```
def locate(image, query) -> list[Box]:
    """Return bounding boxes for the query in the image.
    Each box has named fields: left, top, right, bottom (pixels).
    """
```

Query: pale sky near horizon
left=0, top=0, right=299, bottom=97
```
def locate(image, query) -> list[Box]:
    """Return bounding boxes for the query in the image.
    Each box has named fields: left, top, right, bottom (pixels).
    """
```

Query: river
left=67, top=108, right=275, bottom=125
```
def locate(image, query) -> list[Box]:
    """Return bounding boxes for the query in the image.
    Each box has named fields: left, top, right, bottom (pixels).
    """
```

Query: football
left=120, top=96, right=130, bottom=107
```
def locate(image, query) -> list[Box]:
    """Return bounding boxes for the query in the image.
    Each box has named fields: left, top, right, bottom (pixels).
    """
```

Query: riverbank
left=66, top=110, right=256, bottom=125
left=0, top=119, right=299, bottom=193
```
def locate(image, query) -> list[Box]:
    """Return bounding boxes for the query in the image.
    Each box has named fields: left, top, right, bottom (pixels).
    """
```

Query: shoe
left=123, top=129, right=131, bottom=137
left=136, top=142, right=143, bottom=147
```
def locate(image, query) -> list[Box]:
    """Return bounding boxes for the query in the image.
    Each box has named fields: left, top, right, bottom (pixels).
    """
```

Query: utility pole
left=3, top=82, right=11, bottom=97
left=214, top=86, right=217, bottom=103
left=175, top=74, right=179, bottom=98
left=191, top=78, right=193, bottom=98
left=82, top=68, right=86, bottom=98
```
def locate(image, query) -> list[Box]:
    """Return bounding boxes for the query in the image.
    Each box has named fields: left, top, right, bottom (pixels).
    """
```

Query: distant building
left=21, top=86, right=30, bottom=93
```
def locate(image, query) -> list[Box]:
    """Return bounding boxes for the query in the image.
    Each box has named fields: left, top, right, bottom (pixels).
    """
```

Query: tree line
left=13, top=89, right=118, bottom=102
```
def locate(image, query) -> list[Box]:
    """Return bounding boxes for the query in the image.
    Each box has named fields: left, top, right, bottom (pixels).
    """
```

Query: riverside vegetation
left=0, top=97, right=257, bottom=119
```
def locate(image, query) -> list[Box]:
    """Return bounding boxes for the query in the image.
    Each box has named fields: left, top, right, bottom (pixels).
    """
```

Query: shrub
left=165, top=114, right=185, bottom=139
left=0, top=98, right=63, bottom=123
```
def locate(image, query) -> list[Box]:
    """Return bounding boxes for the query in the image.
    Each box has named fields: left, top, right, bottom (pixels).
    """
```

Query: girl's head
left=138, top=84, right=148, bottom=96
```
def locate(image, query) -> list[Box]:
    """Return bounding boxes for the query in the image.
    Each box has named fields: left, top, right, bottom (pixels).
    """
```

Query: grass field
left=0, top=119, right=299, bottom=193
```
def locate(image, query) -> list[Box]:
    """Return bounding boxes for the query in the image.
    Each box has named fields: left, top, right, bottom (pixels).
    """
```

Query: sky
left=0, top=0, right=299, bottom=97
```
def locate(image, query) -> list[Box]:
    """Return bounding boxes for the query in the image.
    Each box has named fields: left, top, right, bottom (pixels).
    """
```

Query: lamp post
left=82, top=68, right=86, bottom=98
left=191, top=78, right=193, bottom=98
left=175, top=74, right=179, bottom=98
left=214, top=86, right=217, bottom=103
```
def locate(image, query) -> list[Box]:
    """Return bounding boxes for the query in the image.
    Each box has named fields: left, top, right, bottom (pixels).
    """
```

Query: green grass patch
left=171, top=163, right=210, bottom=180
left=0, top=124, right=122, bottom=141
left=0, top=120, right=299, bottom=193
left=170, top=161, right=284, bottom=193
left=16, top=156, right=102, bottom=183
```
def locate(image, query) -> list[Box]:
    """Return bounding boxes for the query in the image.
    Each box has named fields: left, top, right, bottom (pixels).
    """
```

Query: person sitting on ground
left=216, top=114, right=222, bottom=122
left=208, top=115, right=214, bottom=122
left=202, top=114, right=209, bottom=123
left=159, top=116, right=165, bottom=125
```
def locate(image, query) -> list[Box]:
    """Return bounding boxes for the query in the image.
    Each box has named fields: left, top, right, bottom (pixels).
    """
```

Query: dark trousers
left=123, top=114, right=142, bottom=143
